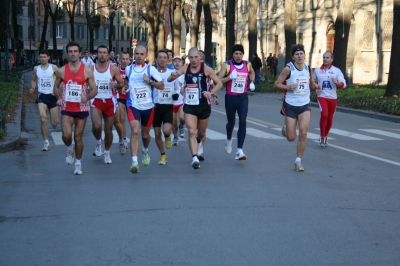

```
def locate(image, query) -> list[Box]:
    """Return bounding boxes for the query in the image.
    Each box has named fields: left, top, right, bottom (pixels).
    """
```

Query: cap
left=173, top=56, right=182, bottom=61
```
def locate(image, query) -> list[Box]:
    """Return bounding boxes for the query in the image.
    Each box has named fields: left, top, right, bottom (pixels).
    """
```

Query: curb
left=0, top=73, right=26, bottom=153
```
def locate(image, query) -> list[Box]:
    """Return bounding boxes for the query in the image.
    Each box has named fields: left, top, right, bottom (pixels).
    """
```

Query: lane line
left=328, top=128, right=383, bottom=140
left=212, top=108, right=270, bottom=128
left=241, top=127, right=285, bottom=139
left=360, top=129, right=400, bottom=140
left=271, top=128, right=323, bottom=140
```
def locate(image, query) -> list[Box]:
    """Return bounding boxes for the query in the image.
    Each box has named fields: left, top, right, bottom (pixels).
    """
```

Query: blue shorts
left=127, top=106, right=154, bottom=127
left=36, top=93, right=58, bottom=109
left=61, top=110, right=89, bottom=120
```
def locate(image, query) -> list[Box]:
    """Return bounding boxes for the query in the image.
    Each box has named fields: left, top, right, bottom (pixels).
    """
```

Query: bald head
left=134, top=45, right=148, bottom=65
left=188, top=47, right=201, bottom=67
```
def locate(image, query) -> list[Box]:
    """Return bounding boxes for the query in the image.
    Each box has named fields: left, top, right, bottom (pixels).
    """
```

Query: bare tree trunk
left=145, top=0, right=157, bottom=63
left=173, top=0, right=182, bottom=56
left=109, top=13, right=115, bottom=50
left=385, top=0, right=400, bottom=97
left=50, top=16, right=58, bottom=63
left=39, top=0, right=50, bottom=50
left=191, top=0, right=202, bottom=48
left=248, top=0, right=258, bottom=58
left=84, top=0, right=94, bottom=52
left=157, top=0, right=168, bottom=51
left=284, top=0, right=296, bottom=63
left=226, top=0, right=236, bottom=60
left=203, top=0, right=212, bottom=64
left=333, top=0, right=354, bottom=75
left=66, top=0, right=79, bottom=41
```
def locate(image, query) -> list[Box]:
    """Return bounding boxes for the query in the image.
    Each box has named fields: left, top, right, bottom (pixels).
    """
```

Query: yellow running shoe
left=165, top=136, right=172, bottom=149
left=158, top=154, right=167, bottom=165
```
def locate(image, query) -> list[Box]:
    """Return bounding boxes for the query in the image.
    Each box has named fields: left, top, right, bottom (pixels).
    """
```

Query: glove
left=172, top=93, right=179, bottom=101
left=249, top=82, right=255, bottom=91
left=229, top=69, right=238, bottom=80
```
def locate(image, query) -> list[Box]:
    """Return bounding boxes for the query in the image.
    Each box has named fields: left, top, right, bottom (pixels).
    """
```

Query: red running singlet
left=61, top=63, right=90, bottom=112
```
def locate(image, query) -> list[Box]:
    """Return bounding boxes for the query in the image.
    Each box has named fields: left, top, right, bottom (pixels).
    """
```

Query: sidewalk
left=0, top=72, right=399, bottom=153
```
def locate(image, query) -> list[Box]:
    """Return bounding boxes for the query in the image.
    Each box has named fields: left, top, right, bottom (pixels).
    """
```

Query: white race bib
left=184, top=84, right=199, bottom=105
left=65, top=84, right=82, bottom=102
left=97, top=79, right=112, bottom=96
left=157, top=87, right=173, bottom=104
left=294, top=78, right=308, bottom=95
left=134, top=87, right=152, bottom=104
left=39, top=78, right=53, bottom=93
left=231, top=73, right=247, bottom=93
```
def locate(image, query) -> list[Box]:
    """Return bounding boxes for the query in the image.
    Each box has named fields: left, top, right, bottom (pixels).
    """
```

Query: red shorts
left=173, top=104, right=183, bottom=113
left=90, top=98, right=117, bottom=117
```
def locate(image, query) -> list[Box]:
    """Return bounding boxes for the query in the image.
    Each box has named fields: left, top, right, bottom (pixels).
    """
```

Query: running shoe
left=318, top=136, right=326, bottom=147
left=225, top=139, right=232, bottom=154
left=179, top=126, right=185, bottom=138
left=197, top=142, right=204, bottom=161
left=142, top=148, right=150, bottom=166
left=104, top=153, right=112, bottom=164
left=42, top=141, right=50, bottom=151
left=158, top=154, right=167, bottom=165
left=172, top=137, right=179, bottom=146
left=130, top=161, right=139, bottom=173
left=165, top=136, right=172, bottom=149
left=119, top=140, right=128, bottom=155
left=281, top=125, right=286, bottom=137
left=66, top=147, right=75, bottom=165
left=93, top=141, right=104, bottom=157
left=294, top=161, right=305, bottom=172
left=235, top=148, right=247, bottom=160
left=74, top=164, right=83, bottom=175
left=324, top=136, right=329, bottom=146
left=192, top=156, right=200, bottom=169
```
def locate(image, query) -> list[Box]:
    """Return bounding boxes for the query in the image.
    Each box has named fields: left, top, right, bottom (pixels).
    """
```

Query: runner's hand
left=249, top=82, right=255, bottom=91
left=81, top=95, right=88, bottom=103
left=229, top=69, right=238, bottom=80
left=143, top=73, right=150, bottom=84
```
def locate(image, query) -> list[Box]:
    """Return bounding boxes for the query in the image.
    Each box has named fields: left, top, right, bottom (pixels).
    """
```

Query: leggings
left=225, top=93, right=248, bottom=149
left=318, top=97, right=337, bottom=136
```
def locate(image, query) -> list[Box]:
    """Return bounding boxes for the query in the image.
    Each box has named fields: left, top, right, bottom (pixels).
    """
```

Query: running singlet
left=61, top=63, right=89, bottom=112
left=94, top=64, right=113, bottom=99
left=117, top=66, right=127, bottom=100
left=226, top=60, right=249, bottom=95
left=37, top=64, right=55, bottom=94
left=184, top=62, right=210, bottom=106
left=284, top=62, right=311, bottom=106
left=313, top=65, right=346, bottom=99
left=153, top=69, right=180, bottom=105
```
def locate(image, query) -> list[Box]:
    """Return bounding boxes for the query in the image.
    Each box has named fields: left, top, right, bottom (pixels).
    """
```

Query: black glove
left=172, top=93, right=179, bottom=101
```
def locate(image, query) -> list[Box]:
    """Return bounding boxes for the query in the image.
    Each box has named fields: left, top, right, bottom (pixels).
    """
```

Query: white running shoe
left=172, top=137, right=179, bottom=146
left=104, top=153, right=112, bottom=164
left=93, top=142, right=103, bottom=157
left=119, top=140, right=128, bottom=155
left=66, top=147, right=74, bottom=165
left=42, top=141, right=50, bottom=151
left=74, top=164, right=83, bottom=175
left=235, top=148, right=247, bottom=160
left=179, top=126, right=185, bottom=138
left=281, top=125, right=286, bottom=137
left=318, top=136, right=326, bottom=147
left=225, top=139, right=232, bottom=154
left=197, top=142, right=204, bottom=161
left=192, top=156, right=200, bottom=169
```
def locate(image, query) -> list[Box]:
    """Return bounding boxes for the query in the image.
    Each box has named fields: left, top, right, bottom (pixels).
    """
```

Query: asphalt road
left=1, top=81, right=399, bottom=265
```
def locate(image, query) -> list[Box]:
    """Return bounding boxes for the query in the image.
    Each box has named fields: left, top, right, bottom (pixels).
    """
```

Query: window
left=104, top=26, right=109, bottom=40
left=260, top=0, right=268, bottom=11
left=29, top=26, right=35, bottom=40
left=311, top=0, right=321, bottom=10
left=121, top=26, right=124, bottom=40
left=76, top=2, right=84, bottom=16
left=240, top=0, right=248, bottom=13
left=127, top=27, right=131, bottom=39
left=363, top=11, right=374, bottom=49
left=53, top=24, right=67, bottom=38
left=94, top=28, right=99, bottom=40
left=18, top=25, right=23, bottom=39
left=28, top=2, right=34, bottom=17
left=112, top=26, right=116, bottom=40
left=145, top=28, right=149, bottom=41
left=297, top=0, right=305, bottom=11
left=298, top=33, right=303, bottom=44
left=271, top=0, right=277, bottom=13
left=78, top=25, right=85, bottom=39
left=382, top=11, right=393, bottom=50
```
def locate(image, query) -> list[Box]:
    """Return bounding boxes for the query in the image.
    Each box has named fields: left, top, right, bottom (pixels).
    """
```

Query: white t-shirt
left=81, top=57, right=94, bottom=67
left=153, top=69, right=180, bottom=105
left=284, top=62, right=311, bottom=106
left=313, top=65, right=346, bottom=99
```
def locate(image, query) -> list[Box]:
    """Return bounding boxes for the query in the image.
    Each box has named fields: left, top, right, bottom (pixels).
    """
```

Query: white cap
left=173, top=56, right=182, bottom=61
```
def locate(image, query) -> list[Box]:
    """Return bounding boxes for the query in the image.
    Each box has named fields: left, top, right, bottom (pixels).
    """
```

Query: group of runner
left=30, top=41, right=345, bottom=175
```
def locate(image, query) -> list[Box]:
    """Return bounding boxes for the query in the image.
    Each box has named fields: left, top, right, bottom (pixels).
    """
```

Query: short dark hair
left=291, top=44, right=305, bottom=56
left=156, top=50, right=169, bottom=58
left=121, top=51, right=129, bottom=56
left=39, top=50, right=50, bottom=56
left=97, top=45, right=109, bottom=53
left=66, top=42, right=81, bottom=53
left=254, top=53, right=258, bottom=57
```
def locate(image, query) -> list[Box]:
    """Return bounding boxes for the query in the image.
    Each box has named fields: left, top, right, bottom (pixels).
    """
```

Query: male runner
left=125, top=45, right=164, bottom=173
left=168, top=47, right=222, bottom=169
left=109, top=51, right=117, bottom=65
left=171, top=55, right=186, bottom=146
left=30, top=50, right=59, bottom=151
left=114, top=51, right=130, bottom=154
left=313, top=51, right=346, bottom=147
left=152, top=50, right=180, bottom=165
left=53, top=42, right=98, bottom=175
left=274, top=44, right=316, bottom=172
left=166, top=50, right=175, bottom=70
left=91, top=45, right=125, bottom=164
left=218, top=44, right=255, bottom=160
left=80, top=50, right=94, bottom=67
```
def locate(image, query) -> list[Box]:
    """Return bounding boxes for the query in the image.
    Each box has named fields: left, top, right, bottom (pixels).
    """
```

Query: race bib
left=134, top=87, right=151, bottom=105
left=322, top=80, right=333, bottom=90
left=97, top=79, right=112, bottom=96
left=185, top=84, right=199, bottom=105
left=65, top=84, right=82, bottom=102
left=231, top=73, right=247, bottom=93
left=157, top=86, right=173, bottom=104
left=294, top=78, right=308, bottom=95
left=39, top=78, right=53, bottom=93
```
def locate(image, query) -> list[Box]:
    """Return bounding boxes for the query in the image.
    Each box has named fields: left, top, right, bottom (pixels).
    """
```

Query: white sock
left=96, top=139, right=102, bottom=144
left=132, top=156, right=138, bottom=162
left=104, top=150, right=110, bottom=154
left=295, top=157, right=301, bottom=163
left=44, top=140, right=49, bottom=144
left=68, top=145, right=73, bottom=151
left=142, top=147, right=148, bottom=153
left=75, top=159, right=81, bottom=165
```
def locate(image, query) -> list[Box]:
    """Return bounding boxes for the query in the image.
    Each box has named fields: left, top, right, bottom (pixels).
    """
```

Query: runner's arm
left=85, top=67, right=98, bottom=101
left=110, top=65, right=125, bottom=89
left=30, top=67, right=38, bottom=93
left=217, top=62, right=231, bottom=84
left=205, top=65, right=223, bottom=96
left=274, top=66, right=295, bottom=91
left=167, top=65, right=187, bottom=82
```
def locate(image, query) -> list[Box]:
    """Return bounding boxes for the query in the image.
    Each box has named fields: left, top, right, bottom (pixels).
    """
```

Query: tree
left=156, top=0, right=168, bottom=51
left=45, top=0, right=64, bottom=62
left=248, top=0, right=258, bottom=59
left=191, top=0, right=202, bottom=47
left=39, top=0, right=50, bottom=51
left=203, top=0, right=212, bottom=64
left=226, top=0, right=236, bottom=60
left=284, top=0, right=296, bottom=63
left=145, top=0, right=157, bottom=63
left=173, top=0, right=182, bottom=56
left=333, top=0, right=354, bottom=75
left=65, top=0, right=81, bottom=41
left=385, top=0, right=400, bottom=97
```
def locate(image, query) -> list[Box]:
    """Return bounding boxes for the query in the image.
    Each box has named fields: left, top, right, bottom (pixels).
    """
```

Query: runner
left=114, top=51, right=130, bottom=154
left=53, top=41, right=98, bottom=175
left=125, top=45, right=164, bottom=173
left=152, top=50, right=180, bottom=165
left=171, top=55, right=186, bottom=146
left=274, top=44, right=317, bottom=172
left=30, top=50, right=60, bottom=151
left=109, top=51, right=117, bottom=65
left=91, top=45, right=125, bottom=164
left=313, top=51, right=346, bottom=147
left=168, top=47, right=222, bottom=169
left=80, top=50, right=94, bottom=67
left=166, top=50, right=175, bottom=70
left=218, top=44, right=255, bottom=160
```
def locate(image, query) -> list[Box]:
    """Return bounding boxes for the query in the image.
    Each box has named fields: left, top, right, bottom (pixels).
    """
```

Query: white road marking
left=359, top=129, right=400, bottom=140
left=212, top=109, right=269, bottom=128
left=50, top=132, right=65, bottom=146
left=272, top=128, right=323, bottom=140
left=243, top=127, right=285, bottom=139
left=327, top=128, right=383, bottom=140
left=206, top=128, right=227, bottom=140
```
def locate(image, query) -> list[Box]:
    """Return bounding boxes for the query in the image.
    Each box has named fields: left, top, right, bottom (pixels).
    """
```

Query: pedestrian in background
left=251, top=53, right=262, bottom=86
